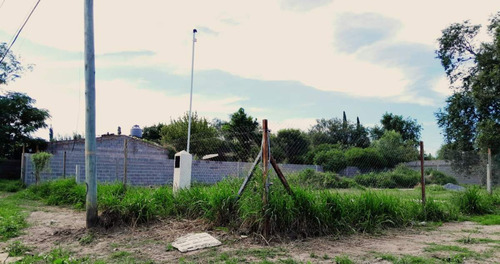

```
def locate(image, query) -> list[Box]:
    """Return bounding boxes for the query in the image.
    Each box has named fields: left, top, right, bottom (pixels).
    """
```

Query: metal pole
left=487, top=148, right=492, bottom=194
left=84, top=0, right=98, bottom=228
left=186, top=28, right=197, bottom=153
left=262, top=120, right=270, bottom=237
left=420, top=141, right=426, bottom=206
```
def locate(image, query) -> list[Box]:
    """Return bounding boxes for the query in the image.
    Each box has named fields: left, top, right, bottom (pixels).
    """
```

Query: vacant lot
left=0, top=201, right=499, bottom=263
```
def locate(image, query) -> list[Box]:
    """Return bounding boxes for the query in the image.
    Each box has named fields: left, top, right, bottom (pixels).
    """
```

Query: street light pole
left=187, top=29, right=197, bottom=153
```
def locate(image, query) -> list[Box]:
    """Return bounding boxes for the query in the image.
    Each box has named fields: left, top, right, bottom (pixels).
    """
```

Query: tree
left=160, top=112, right=219, bottom=158
left=142, top=123, right=165, bottom=144
left=1, top=43, right=28, bottom=86
left=221, top=108, right=260, bottom=161
left=272, top=129, right=310, bottom=164
left=371, top=130, right=419, bottom=168
left=0, top=92, right=50, bottom=159
left=309, top=117, right=370, bottom=148
left=436, top=12, right=500, bottom=154
left=371, top=113, right=422, bottom=144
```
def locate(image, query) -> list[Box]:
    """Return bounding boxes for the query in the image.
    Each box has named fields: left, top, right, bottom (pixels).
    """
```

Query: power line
left=0, top=0, right=41, bottom=64
left=0, top=0, right=6, bottom=10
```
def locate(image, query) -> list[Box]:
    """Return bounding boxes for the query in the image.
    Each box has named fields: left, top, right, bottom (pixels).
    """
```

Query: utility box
left=173, top=151, right=192, bottom=192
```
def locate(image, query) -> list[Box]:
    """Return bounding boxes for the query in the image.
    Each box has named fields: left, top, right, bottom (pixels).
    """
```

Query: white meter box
left=173, top=151, right=192, bottom=192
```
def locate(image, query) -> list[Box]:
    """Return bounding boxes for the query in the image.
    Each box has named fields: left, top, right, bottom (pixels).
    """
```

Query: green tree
left=371, top=113, right=422, bottom=144
left=436, top=12, right=500, bottom=154
left=371, top=130, right=419, bottom=168
left=0, top=92, right=50, bottom=159
left=142, top=123, right=165, bottom=144
left=272, top=129, right=310, bottom=164
left=221, top=108, right=260, bottom=161
left=160, top=112, right=219, bottom=158
left=0, top=43, right=29, bottom=86
left=309, top=117, right=370, bottom=148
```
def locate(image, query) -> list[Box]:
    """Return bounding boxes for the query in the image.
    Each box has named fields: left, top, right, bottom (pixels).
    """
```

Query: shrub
left=354, top=165, right=419, bottom=188
left=455, top=186, right=494, bottom=215
left=288, top=169, right=359, bottom=189
left=313, top=149, right=346, bottom=172
left=31, top=152, right=52, bottom=184
left=345, top=147, right=384, bottom=170
left=425, top=169, right=458, bottom=185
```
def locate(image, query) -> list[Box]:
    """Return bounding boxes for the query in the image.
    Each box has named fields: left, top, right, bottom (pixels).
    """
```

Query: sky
left=1, top=0, right=499, bottom=155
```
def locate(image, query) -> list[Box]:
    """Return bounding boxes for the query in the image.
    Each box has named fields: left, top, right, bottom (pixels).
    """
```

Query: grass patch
left=424, top=243, right=477, bottom=254
left=454, top=186, right=494, bottom=215
left=334, top=255, right=354, bottom=264
left=18, top=247, right=105, bottom=264
left=6, top=241, right=32, bottom=257
left=17, top=173, right=492, bottom=238
left=377, top=253, right=434, bottom=264
left=468, top=214, right=500, bottom=225
left=457, top=236, right=500, bottom=244
left=0, top=179, right=24, bottom=192
left=0, top=194, right=28, bottom=241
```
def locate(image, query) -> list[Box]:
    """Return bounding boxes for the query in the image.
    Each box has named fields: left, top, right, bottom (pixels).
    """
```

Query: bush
left=288, top=169, right=359, bottom=189
left=313, top=149, right=346, bottom=172
left=345, top=147, right=385, bottom=170
left=455, top=186, right=494, bottom=215
left=354, top=165, right=419, bottom=188
left=425, top=169, right=458, bottom=185
left=31, top=152, right=52, bottom=184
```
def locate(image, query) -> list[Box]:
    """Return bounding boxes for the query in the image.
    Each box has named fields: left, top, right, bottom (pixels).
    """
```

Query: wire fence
left=159, top=121, right=498, bottom=187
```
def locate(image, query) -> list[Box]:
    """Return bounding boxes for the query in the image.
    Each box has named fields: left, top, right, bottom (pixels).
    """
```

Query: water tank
left=130, top=125, right=142, bottom=138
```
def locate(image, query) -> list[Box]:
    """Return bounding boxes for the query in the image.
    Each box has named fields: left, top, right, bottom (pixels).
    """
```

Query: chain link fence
left=159, top=120, right=498, bottom=187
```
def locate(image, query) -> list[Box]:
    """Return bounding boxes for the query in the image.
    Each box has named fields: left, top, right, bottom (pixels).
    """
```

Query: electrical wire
left=0, top=0, right=6, bottom=10
left=0, top=0, right=41, bottom=64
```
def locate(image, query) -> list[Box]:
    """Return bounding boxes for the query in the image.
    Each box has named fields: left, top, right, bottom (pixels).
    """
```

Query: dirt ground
left=1, top=204, right=500, bottom=263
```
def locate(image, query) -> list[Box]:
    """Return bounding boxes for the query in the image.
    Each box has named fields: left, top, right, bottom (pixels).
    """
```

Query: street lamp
left=187, top=28, right=197, bottom=153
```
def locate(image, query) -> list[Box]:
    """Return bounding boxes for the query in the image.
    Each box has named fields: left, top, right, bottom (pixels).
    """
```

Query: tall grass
left=22, top=174, right=494, bottom=238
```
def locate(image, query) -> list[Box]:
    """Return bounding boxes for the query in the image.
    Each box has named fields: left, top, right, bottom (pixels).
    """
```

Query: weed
left=6, top=241, right=31, bottom=257
left=79, top=232, right=95, bottom=245
left=322, top=254, right=330, bottom=260
left=166, top=243, right=174, bottom=251
left=0, top=196, right=28, bottom=241
left=454, top=186, right=494, bottom=215
left=334, top=254, right=354, bottom=264
left=469, top=214, right=500, bottom=225
left=309, top=252, right=318, bottom=258
left=0, top=179, right=24, bottom=192
left=111, top=250, right=132, bottom=259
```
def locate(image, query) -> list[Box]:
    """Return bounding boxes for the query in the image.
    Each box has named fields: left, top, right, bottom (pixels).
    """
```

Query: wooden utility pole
left=84, top=0, right=98, bottom=228
left=420, top=141, right=426, bottom=206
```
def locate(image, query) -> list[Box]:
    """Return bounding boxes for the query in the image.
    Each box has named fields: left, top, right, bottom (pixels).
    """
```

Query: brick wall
left=22, top=135, right=321, bottom=186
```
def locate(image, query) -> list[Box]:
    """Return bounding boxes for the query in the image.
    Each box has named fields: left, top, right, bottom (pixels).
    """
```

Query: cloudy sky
left=1, top=0, right=499, bottom=155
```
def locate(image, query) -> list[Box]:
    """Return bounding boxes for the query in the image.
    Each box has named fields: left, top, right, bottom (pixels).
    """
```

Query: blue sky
left=1, top=0, right=499, bottom=155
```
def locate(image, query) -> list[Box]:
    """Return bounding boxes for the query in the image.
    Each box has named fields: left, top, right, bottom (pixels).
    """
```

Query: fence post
left=75, top=164, right=80, bottom=183
left=262, top=120, right=270, bottom=237
left=487, top=148, right=492, bottom=195
left=420, top=141, right=426, bottom=206
left=63, top=151, right=67, bottom=178
left=124, top=138, right=128, bottom=187
left=20, top=144, right=25, bottom=183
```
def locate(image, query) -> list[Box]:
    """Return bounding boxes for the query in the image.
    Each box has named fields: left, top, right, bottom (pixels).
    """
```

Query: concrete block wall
left=405, top=160, right=482, bottom=185
left=23, top=135, right=321, bottom=186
